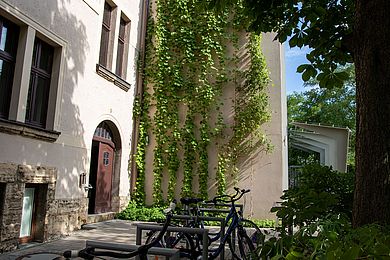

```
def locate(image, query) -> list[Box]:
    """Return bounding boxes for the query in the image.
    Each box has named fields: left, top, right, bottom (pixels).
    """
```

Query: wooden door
left=94, top=142, right=114, bottom=213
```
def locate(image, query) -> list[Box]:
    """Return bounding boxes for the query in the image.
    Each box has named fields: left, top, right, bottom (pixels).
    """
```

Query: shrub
left=257, top=215, right=390, bottom=259
left=255, top=164, right=390, bottom=259
left=250, top=219, right=276, bottom=228
left=272, top=164, right=354, bottom=230
left=116, top=201, right=165, bottom=222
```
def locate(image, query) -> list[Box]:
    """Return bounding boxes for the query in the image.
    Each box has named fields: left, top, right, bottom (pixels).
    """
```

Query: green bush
left=254, top=164, right=390, bottom=259
left=257, top=215, right=390, bottom=259
left=116, top=201, right=165, bottom=222
left=272, top=164, right=354, bottom=230
left=250, top=219, right=276, bottom=228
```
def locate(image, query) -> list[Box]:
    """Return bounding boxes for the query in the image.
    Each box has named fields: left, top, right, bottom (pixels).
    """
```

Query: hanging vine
left=132, top=0, right=271, bottom=205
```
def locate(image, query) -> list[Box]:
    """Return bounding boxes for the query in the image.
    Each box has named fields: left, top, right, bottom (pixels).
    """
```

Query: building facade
left=0, top=0, right=287, bottom=253
left=0, top=0, right=142, bottom=251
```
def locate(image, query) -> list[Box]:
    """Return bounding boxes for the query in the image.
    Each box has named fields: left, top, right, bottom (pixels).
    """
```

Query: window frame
left=0, top=2, right=66, bottom=139
left=115, top=16, right=130, bottom=78
left=25, top=38, right=54, bottom=128
left=0, top=16, right=19, bottom=119
left=99, top=2, right=115, bottom=68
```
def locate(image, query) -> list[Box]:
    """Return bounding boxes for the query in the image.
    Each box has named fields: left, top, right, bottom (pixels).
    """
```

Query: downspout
left=129, top=0, right=149, bottom=195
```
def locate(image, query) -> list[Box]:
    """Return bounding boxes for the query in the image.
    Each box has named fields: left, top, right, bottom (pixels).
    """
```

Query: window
left=0, top=16, right=19, bottom=119
left=115, top=17, right=129, bottom=77
left=0, top=6, right=64, bottom=140
left=99, top=2, right=112, bottom=67
left=25, top=38, right=54, bottom=128
left=95, top=5, right=131, bottom=91
left=94, top=122, right=113, bottom=140
left=103, top=152, right=110, bottom=166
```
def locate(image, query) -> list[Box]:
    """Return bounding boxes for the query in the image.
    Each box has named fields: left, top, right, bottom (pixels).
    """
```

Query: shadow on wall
left=12, top=0, right=89, bottom=197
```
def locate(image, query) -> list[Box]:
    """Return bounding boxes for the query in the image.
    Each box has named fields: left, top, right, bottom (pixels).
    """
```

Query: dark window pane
left=33, top=39, right=53, bottom=72
left=0, top=59, right=15, bottom=118
left=26, top=74, right=50, bottom=127
left=26, top=38, right=53, bottom=128
left=99, top=2, right=113, bottom=67
left=103, top=3, right=112, bottom=27
left=0, top=20, right=18, bottom=55
left=38, top=43, right=53, bottom=72
left=119, top=19, right=126, bottom=40
left=115, top=41, right=124, bottom=76
left=115, top=18, right=129, bottom=77
left=0, top=16, right=19, bottom=119
left=99, top=26, right=110, bottom=66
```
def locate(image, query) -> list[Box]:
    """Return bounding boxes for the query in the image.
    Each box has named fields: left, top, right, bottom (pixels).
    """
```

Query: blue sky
left=284, top=45, right=311, bottom=95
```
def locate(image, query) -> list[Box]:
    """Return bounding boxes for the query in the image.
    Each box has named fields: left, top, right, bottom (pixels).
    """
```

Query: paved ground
left=0, top=220, right=139, bottom=260
left=0, top=220, right=277, bottom=259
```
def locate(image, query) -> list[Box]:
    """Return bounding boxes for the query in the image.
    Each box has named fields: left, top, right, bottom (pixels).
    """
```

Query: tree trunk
left=352, top=0, right=390, bottom=227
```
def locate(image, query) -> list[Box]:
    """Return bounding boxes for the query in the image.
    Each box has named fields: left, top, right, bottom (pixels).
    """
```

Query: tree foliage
left=211, top=0, right=354, bottom=88
left=207, top=0, right=390, bottom=227
left=288, top=65, right=356, bottom=165
left=288, top=87, right=355, bottom=131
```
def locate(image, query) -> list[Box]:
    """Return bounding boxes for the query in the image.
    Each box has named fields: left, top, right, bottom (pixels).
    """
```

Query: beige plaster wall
left=142, top=30, right=287, bottom=219
left=0, top=0, right=142, bottom=202
left=237, top=33, right=288, bottom=219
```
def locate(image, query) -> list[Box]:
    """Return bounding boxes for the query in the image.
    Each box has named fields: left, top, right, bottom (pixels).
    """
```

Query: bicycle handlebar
left=205, top=187, right=250, bottom=204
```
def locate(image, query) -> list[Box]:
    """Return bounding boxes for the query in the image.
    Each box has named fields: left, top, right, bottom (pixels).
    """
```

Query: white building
left=0, top=0, right=287, bottom=252
left=0, top=0, right=142, bottom=251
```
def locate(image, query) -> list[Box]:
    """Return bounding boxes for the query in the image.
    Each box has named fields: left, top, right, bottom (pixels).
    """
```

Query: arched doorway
left=88, top=121, right=120, bottom=214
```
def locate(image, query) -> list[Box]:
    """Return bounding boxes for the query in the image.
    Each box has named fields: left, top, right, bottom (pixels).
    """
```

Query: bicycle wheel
left=240, top=219, right=264, bottom=247
left=227, top=222, right=261, bottom=260
left=237, top=229, right=257, bottom=260
left=145, top=230, right=196, bottom=259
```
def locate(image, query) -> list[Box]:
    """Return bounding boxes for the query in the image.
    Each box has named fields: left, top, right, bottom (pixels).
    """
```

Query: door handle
left=83, top=184, right=93, bottom=191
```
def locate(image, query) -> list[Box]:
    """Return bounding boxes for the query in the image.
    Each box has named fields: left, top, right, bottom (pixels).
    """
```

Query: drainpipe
left=129, top=0, right=149, bottom=196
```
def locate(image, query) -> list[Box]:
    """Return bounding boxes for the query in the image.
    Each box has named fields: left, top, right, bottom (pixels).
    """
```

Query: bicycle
left=145, top=188, right=264, bottom=260
left=15, top=203, right=176, bottom=260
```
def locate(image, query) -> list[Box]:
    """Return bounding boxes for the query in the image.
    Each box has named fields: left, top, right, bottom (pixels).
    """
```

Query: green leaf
left=341, top=245, right=361, bottom=259
left=302, top=69, right=311, bottom=81
left=297, top=64, right=309, bottom=73
left=289, top=35, right=298, bottom=48
left=271, top=255, right=285, bottom=260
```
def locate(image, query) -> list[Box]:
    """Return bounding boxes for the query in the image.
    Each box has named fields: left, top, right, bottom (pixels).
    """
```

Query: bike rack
left=200, top=203, right=244, bottom=214
left=171, top=214, right=226, bottom=259
left=85, top=240, right=180, bottom=260
left=135, top=223, right=209, bottom=260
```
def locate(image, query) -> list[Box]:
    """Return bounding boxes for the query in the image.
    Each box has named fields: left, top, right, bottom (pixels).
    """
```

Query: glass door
left=20, top=187, right=35, bottom=239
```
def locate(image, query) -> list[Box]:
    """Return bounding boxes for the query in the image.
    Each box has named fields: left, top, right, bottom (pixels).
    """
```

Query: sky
left=284, top=45, right=311, bottom=95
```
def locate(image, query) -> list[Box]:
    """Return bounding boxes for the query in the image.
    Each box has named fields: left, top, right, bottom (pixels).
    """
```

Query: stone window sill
left=96, top=64, right=131, bottom=92
left=0, top=118, right=60, bottom=142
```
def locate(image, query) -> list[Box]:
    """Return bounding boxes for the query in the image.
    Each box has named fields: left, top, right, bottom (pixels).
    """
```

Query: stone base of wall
left=0, top=162, right=88, bottom=253
left=45, top=198, right=88, bottom=241
left=86, top=212, right=116, bottom=224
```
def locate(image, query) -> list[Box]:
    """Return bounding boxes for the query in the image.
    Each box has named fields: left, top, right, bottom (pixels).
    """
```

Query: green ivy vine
left=132, top=0, right=271, bottom=205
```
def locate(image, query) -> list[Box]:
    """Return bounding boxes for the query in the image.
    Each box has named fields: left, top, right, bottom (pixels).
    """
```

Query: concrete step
left=85, top=212, right=116, bottom=225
